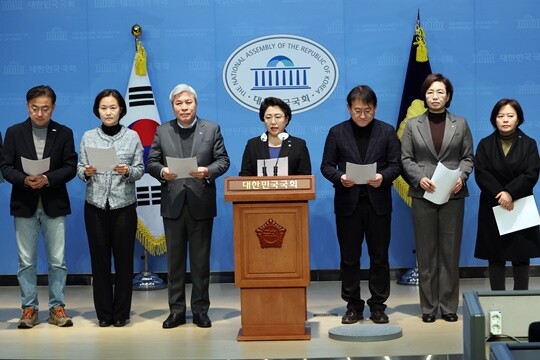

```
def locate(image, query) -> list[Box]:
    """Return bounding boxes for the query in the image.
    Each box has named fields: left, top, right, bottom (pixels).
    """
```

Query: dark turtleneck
left=428, top=111, right=446, bottom=154
left=101, top=123, right=122, bottom=136
left=351, top=118, right=374, bottom=161
left=351, top=118, right=374, bottom=197
left=498, top=130, right=517, bottom=156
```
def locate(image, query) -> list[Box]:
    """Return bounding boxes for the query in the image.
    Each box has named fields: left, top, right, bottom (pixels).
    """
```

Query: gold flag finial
left=131, top=24, right=142, bottom=38
left=131, top=24, right=147, bottom=76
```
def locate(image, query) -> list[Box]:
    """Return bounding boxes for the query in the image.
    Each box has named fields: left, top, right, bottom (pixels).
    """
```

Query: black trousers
left=84, top=202, right=137, bottom=322
left=163, top=203, right=213, bottom=315
left=489, top=259, right=530, bottom=290
left=336, top=197, right=391, bottom=313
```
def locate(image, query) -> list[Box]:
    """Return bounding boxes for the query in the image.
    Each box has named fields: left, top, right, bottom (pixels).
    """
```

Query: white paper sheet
left=345, top=162, right=377, bottom=184
left=493, top=195, right=540, bottom=235
left=256, top=157, right=289, bottom=176
left=21, top=157, right=50, bottom=176
left=166, top=156, right=198, bottom=179
left=86, top=147, right=119, bottom=172
left=423, top=162, right=462, bottom=205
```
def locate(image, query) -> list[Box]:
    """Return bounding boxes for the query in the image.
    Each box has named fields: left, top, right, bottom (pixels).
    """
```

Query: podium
left=224, top=175, right=315, bottom=341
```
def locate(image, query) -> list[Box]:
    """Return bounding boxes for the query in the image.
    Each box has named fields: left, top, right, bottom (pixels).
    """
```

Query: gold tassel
left=414, top=24, right=429, bottom=63
left=136, top=219, right=166, bottom=256
left=135, top=39, right=147, bottom=76
left=394, top=99, right=428, bottom=207
left=393, top=176, right=412, bottom=207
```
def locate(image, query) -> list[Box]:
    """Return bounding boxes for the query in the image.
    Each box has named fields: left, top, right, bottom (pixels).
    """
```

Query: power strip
left=490, top=310, right=502, bottom=335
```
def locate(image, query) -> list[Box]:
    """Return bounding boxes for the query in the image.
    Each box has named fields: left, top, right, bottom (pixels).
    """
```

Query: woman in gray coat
left=401, top=73, right=474, bottom=323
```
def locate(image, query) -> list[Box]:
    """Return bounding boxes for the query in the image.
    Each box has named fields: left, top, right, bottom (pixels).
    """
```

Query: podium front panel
left=233, top=202, right=310, bottom=288
left=239, top=287, right=308, bottom=338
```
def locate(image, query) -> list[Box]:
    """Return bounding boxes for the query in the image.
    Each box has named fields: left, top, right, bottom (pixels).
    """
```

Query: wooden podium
left=224, top=175, right=315, bottom=341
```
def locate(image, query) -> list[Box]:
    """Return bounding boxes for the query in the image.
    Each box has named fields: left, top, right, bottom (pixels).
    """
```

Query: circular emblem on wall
left=223, top=34, right=339, bottom=114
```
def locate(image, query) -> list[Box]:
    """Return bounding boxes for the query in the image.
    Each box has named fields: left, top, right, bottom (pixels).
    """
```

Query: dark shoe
left=98, top=320, right=112, bottom=327
left=422, top=313, right=436, bottom=323
left=113, top=319, right=128, bottom=327
left=162, top=313, right=186, bottom=329
left=341, top=309, right=364, bottom=324
left=441, top=313, right=458, bottom=322
left=193, top=313, right=212, bottom=328
left=370, top=310, right=389, bottom=324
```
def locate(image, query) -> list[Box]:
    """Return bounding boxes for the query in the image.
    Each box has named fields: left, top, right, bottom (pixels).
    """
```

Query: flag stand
left=397, top=267, right=419, bottom=285
left=133, top=249, right=167, bottom=291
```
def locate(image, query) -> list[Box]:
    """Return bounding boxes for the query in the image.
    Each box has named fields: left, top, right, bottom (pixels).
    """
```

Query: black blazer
left=0, top=118, right=77, bottom=217
left=321, top=119, right=402, bottom=216
left=239, top=134, right=311, bottom=176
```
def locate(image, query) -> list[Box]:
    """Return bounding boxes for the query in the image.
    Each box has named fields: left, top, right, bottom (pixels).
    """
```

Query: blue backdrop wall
left=1, top=0, right=539, bottom=275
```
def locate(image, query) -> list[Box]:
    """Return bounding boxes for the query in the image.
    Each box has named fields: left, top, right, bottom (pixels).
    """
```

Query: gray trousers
left=412, top=197, right=464, bottom=315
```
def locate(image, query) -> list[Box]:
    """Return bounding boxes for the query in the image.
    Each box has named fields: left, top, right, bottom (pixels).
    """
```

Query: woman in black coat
left=474, top=98, right=540, bottom=290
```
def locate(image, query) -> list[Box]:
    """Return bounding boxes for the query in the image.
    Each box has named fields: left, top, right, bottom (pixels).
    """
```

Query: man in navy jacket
left=0, top=85, right=77, bottom=329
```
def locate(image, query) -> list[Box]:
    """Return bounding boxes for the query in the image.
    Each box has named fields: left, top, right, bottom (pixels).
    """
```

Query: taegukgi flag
left=120, top=37, right=166, bottom=255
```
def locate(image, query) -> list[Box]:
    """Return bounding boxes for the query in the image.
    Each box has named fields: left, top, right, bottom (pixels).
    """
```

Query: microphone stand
left=273, top=157, right=279, bottom=176
left=262, top=159, right=268, bottom=176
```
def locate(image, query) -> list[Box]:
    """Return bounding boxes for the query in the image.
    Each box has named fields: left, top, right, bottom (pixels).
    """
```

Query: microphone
left=260, top=132, right=288, bottom=142
left=260, top=132, right=287, bottom=176
left=273, top=156, right=279, bottom=176
left=262, top=159, right=268, bottom=176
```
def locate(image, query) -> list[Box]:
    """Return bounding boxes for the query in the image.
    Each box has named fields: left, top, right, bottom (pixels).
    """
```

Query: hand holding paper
left=345, top=162, right=377, bottom=185
left=166, top=156, right=198, bottom=179
left=86, top=147, right=119, bottom=172
left=21, top=157, right=50, bottom=176
left=493, top=195, right=540, bottom=235
left=423, top=162, right=462, bottom=205
left=20, top=157, right=51, bottom=189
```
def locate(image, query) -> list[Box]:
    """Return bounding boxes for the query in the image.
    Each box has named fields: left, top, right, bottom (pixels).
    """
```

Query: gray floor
left=0, top=277, right=530, bottom=360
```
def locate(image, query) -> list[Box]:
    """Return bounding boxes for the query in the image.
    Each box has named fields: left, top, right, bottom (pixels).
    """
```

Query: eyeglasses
left=352, top=108, right=373, bottom=116
left=29, top=105, right=52, bottom=114
left=426, top=90, right=447, bottom=98
left=264, top=114, right=286, bottom=122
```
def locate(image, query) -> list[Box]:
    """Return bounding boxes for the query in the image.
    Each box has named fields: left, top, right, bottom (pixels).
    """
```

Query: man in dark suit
left=147, top=84, right=230, bottom=329
left=0, top=85, right=77, bottom=329
left=321, top=85, right=401, bottom=325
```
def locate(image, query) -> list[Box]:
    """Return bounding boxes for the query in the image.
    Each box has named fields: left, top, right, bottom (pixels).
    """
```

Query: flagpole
left=394, top=11, right=432, bottom=286
left=128, top=24, right=167, bottom=291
